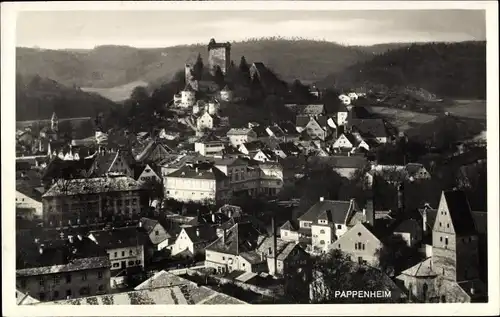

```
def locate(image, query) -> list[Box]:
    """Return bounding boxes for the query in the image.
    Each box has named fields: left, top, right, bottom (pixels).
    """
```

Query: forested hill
left=318, top=41, right=486, bottom=99
left=16, top=38, right=373, bottom=88
left=16, top=74, right=119, bottom=121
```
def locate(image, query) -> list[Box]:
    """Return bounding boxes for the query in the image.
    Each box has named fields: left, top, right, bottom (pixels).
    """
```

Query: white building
left=220, top=85, right=233, bottom=102
left=194, top=133, right=225, bottom=156
left=196, top=112, right=214, bottom=131
left=88, top=227, right=147, bottom=272
left=226, top=128, right=257, bottom=147
left=16, top=186, right=43, bottom=219
left=171, top=226, right=218, bottom=257
left=180, top=83, right=196, bottom=108
left=163, top=163, right=231, bottom=203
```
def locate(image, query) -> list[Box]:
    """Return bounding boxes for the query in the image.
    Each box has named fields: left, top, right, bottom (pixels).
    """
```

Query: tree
left=239, top=56, right=250, bottom=77
left=306, top=249, right=405, bottom=303
left=213, top=66, right=225, bottom=89
left=290, top=79, right=313, bottom=104
left=130, top=86, right=149, bottom=105
left=192, top=53, right=204, bottom=80
left=376, top=234, right=424, bottom=277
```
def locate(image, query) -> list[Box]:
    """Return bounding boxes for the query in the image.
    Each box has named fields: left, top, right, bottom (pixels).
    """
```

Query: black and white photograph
left=2, top=1, right=499, bottom=315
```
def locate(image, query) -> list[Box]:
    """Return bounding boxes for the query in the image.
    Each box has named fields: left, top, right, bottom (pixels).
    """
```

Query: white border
left=2, top=1, right=499, bottom=316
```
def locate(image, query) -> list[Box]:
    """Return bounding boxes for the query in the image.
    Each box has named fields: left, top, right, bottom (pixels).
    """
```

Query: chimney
left=139, top=220, right=143, bottom=228
left=212, top=213, right=216, bottom=223
left=195, top=167, right=199, bottom=173
left=34, top=238, right=39, bottom=244
left=319, top=197, right=324, bottom=202
left=39, top=244, right=45, bottom=255
left=68, top=235, right=74, bottom=243
left=196, top=228, right=200, bottom=237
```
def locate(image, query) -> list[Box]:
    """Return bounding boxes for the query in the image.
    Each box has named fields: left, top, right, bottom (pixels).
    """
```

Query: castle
left=207, top=38, right=231, bottom=75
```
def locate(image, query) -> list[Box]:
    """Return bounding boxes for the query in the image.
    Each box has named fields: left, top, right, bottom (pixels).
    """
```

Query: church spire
left=51, top=112, right=58, bottom=132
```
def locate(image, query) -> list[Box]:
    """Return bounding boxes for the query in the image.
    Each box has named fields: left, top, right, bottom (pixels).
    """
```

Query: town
left=15, top=38, right=488, bottom=305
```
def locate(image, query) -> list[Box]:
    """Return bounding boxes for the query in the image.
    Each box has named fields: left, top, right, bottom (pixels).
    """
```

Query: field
left=445, top=100, right=486, bottom=120
left=367, top=106, right=438, bottom=132
left=81, top=80, right=148, bottom=102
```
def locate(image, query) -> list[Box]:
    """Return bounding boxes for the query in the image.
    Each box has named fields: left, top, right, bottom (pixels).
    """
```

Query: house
left=134, top=140, right=172, bottom=164
left=255, top=235, right=310, bottom=277
left=171, top=225, right=218, bottom=257
left=301, top=117, right=331, bottom=141
left=227, top=128, right=257, bottom=147
left=279, top=220, right=301, bottom=242
left=16, top=290, right=40, bottom=305
left=16, top=235, right=111, bottom=302
left=205, top=222, right=266, bottom=274
left=336, top=104, right=350, bottom=126
left=253, top=148, right=278, bottom=162
left=332, top=132, right=372, bottom=152
left=331, top=221, right=383, bottom=266
left=180, top=83, right=196, bottom=107
left=135, top=164, right=162, bottom=184
left=41, top=176, right=146, bottom=227
left=220, top=85, right=233, bottom=102
left=298, top=104, right=325, bottom=117
left=266, top=122, right=300, bottom=143
left=274, top=142, right=301, bottom=158
left=196, top=111, right=214, bottom=131
left=139, top=217, right=171, bottom=251
left=396, top=190, right=486, bottom=303
left=338, top=94, right=351, bottom=106
left=392, top=219, right=423, bottom=247
left=163, top=162, right=231, bottom=203
left=238, top=141, right=266, bottom=156
left=33, top=270, right=247, bottom=305
left=194, top=133, right=225, bottom=156
left=404, top=163, right=431, bottom=180
left=16, top=184, right=43, bottom=219
left=88, top=227, right=148, bottom=275
left=348, top=118, right=388, bottom=144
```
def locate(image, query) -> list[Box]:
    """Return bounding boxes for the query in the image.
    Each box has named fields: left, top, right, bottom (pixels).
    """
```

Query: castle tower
left=207, top=38, right=231, bottom=75
left=51, top=112, right=59, bottom=132
left=431, top=190, right=480, bottom=282
left=185, top=64, right=193, bottom=83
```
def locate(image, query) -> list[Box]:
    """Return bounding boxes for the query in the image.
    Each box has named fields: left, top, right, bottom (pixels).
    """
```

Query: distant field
left=445, top=100, right=486, bottom=120
left=368, top=106, right=438, bottom=132
left=81, top=80, right=148, bottom=102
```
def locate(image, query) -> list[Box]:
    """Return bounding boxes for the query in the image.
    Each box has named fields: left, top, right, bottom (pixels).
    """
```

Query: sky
left=16, top=10, right=486, bottom=49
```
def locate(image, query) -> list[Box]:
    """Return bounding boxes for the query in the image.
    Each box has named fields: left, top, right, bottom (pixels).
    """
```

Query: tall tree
left=213, top=66, right=225, bottom=89
left=192, top=53, right=204, bottom=80
left=239, top=56, right=250, bottom=76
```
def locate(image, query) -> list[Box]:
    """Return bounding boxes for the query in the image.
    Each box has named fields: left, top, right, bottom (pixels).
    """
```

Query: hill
left=318, top=41, right=486, bottom=99
left=16, top=38, right=372, bottom=89
left=16, top=74, right=120, bottom=121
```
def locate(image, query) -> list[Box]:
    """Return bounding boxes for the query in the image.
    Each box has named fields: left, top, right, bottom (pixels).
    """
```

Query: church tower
left=431, top=190, right=480, bottom=282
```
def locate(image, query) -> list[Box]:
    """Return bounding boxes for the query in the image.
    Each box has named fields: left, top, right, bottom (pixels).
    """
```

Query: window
left=122, top=251, right=125, bottom=256
left=284, top=231, right=288, bottom=236
left=53, top=275, right=60, bottom=285
left=445, top=237, right=449, bottom=245
left=82, top=273, right=87, bottom=281
left=114, top=252, right=118, bottom=257
left=320, top=229, right=325, bottom=234
left=66, top=275, right=71, bottom=284
left=440, top=237, right=443, bottom=242
left=79, top=287, right=90, bottom=296
left=113, top=263, right=119, bottom=268
left=53, top=291, right=59, bottom=299
left=338, top=244, right=341, bottom=249
left=439, top=222, right=442, bottom=227
left=337, top=225, right=342, bottom=229
left=222, top=257, right=225, bottom=260
left=355, top=243, right=358, bottom=250
left=155, top=230, right=159, bottom=236
left=98, top=271, right=103, bottom=279
left=320, top=240, right=325, bottom=245
left=357, top=232, right=362, bottom=237
left=128, top=261, right=135, bottom=266
left=129, top=250, right=133, bottom=256
left=362, top=244, right=365, bottom=250
left=136, top=260, right=141, bottom=265
left=38, top=277, right=44, bottom=286
left=447, top=223, right=450, bottom=228
left=66, top=290, right=72, bottom=297
left=98, top=285, right=104, bottom=291
left=39, top=292, right=45, bottom=301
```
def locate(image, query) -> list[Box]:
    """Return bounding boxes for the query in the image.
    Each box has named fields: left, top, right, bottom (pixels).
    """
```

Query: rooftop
left=34, top=270, right=247, bottom=305
left=167, top=163, right=228, bottom=181
left=442, top=190, right=478, bottom=236
left=42, top=176, right=144, bottom=197
left=89, top=226, right=148, bottom=249
left=298, top=199, right=357, bottom=224
left=206, top=222, right=262, bottom=255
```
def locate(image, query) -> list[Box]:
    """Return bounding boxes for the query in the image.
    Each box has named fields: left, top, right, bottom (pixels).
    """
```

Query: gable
left=335, top=223, right=382, bottom=248
left=306, top=119, right=322, bottom=130
left=432, top=193, right=455, bottom=233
